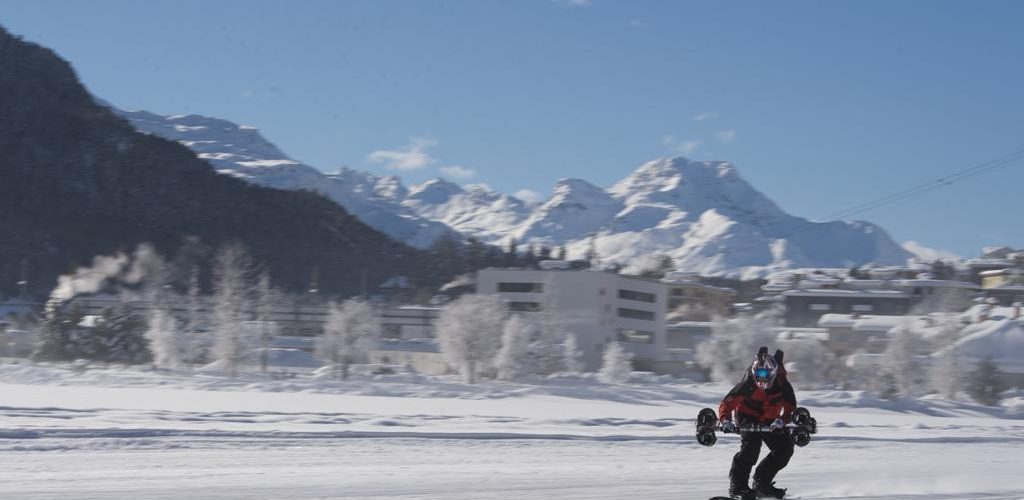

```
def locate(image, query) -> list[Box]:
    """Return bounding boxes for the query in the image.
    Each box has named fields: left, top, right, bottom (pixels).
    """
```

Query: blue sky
left=3, top=0, right=1022, bottom=256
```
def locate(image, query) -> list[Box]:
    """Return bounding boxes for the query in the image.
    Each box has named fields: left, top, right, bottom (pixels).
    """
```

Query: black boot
left=752, top=479, right=786, bottom=499
left=728, top=483, right=756, bottom=500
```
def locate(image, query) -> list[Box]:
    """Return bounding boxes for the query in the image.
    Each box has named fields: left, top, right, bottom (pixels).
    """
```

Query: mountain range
left=116, top=109, right=912, bottom=278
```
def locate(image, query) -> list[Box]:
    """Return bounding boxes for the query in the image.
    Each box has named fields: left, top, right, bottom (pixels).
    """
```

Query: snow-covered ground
left=1, top=361, right=1022, bottom=499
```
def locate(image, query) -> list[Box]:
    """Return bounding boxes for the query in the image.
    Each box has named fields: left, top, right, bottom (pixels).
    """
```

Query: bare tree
left=435, top=294, right=506, bottom=383
left=314, top=299, right=380, bottom=380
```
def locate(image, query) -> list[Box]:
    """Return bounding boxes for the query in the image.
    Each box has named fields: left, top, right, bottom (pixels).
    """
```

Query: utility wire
left=822, top=148, right=1024, bottom=222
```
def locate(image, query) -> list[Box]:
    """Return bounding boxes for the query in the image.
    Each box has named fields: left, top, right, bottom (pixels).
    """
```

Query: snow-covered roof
left=938, top=319, right=1024, bottom=374
left=891, top=279, right=978, bottom=290
left=817, top=313, right=919, bottom=333
left=782, top=289, right=910, bottom=299
left=773, top=327, right=829, bottom=342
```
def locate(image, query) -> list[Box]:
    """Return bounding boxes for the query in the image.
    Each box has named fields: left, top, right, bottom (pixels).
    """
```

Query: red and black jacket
left=718, top=364, right=796, bottom=425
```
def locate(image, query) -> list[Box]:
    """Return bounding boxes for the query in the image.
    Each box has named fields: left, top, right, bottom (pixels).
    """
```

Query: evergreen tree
left=556, top=245, right=567, bottom=261
left=967, top=356, right=1004, bottom=406
left=33, top=305, right=84, bottom=361
left=464, top=237, right=486, bottom=273
left=505, top=237, right=519, bottom=267
left=95, top=302, right=151, bottom=364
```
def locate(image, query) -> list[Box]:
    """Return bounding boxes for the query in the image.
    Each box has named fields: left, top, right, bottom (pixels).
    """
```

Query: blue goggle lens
left=754, top=368, right=771, bottom=380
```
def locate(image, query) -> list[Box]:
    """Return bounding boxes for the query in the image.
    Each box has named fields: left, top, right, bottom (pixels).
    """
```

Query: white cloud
left=902, top=241, right=962, bottom=261
left=692, top=111, right=718, bottom=122
left=367, top=137, right=438, bottom=171
left=628, top=19, right=647, bottom=27
left=715, top=129, right=737, bottom=143
left=565, top=0, right=592, bottom=6
left=514, top=189, right=545, bottom=205
left=663, top=135, right=703, bottom=156
left=439, top=165, right=476, bottom=180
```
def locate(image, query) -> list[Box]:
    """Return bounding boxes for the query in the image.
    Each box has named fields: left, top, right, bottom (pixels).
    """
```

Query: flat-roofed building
left=477, top=266, right=667, bottom=371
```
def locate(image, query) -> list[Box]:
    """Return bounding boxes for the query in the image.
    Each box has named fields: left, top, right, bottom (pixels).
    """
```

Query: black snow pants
left=729, top=431, right=794, bottom=488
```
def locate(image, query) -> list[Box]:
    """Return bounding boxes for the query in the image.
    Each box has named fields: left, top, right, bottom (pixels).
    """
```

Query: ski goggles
left=753, top=368, right=772, bottom=380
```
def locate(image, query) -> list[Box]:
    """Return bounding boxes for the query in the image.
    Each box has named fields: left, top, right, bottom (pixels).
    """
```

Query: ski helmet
left=750, top=350, right=779, bottom=390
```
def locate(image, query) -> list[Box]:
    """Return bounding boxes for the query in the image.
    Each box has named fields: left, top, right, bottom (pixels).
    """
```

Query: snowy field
left=1, top=362, right=1023, bottom=499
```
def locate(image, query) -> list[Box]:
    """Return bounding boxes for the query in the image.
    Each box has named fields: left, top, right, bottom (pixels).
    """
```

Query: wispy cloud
left=514, top=189, right=545, bottom=205
left=368, top=137, right=438, bottom=171
left=715, top=129, right=737, bottom=143
left=628, top=19, right=647, bottom=28
left=692, top=111, right=718, bottom=122
left=440, top=165, right=476, bottom=180
left=663, top=135, right=703, bottom=156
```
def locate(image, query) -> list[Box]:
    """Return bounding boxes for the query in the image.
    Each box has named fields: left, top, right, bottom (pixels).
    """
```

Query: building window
left=382, top=324, right=402, bottom=339
left=498, top=282, right=544, bottom=293
left=618, top=328, right=654, bottom=344
left=618, top=289, right=657, bottom=303
left=809, top=304, right=832, bottom=311
left=617, top=307, right=655, bottom=321
left=508, top=301, right=542, bottom=312
left=851, top=304, right=874, bottom=312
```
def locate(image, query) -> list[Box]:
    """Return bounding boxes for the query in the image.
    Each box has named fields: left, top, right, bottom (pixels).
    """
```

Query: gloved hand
left=769, top=418, right=786, bottom=433
left=720, top=419, right=737, bottom=433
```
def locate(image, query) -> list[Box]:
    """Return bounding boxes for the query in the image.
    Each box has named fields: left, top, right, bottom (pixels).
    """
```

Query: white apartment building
left=476, top=266, right=667, bottom=371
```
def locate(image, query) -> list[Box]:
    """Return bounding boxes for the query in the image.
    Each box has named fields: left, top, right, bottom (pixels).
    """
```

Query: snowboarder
left=718, top=347, right=796, bottom=499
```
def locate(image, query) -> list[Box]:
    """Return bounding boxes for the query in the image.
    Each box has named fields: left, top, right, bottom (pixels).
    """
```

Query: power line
left=822, top=148, right=1024, bottom=222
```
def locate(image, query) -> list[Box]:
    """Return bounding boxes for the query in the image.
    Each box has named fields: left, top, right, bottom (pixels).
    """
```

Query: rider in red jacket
left=718, top=347, right=796, bottom=499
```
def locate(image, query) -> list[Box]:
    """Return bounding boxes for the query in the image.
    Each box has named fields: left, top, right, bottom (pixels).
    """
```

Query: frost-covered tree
left=435, top=294, right=506, bottom=383
left=563, top=333, right=585, bottom=374
left=181, top=268, right=203, bottom=366
left=314, top=299, right=380, bottom=380
left=254, top=272, right=282, bottom=373
left=696, top=308, right=780, bottom=382
left=598, top=341, right=633, bottom=383
left=146, top=308, right=186, bottom=369
left=930, top=349, right=964, bottom=399
left=495, top=314, right=533, bottom=381
left=880, top=325, right=926, bottom=398
left=967, top=356, right=1004, bottom=406
left=211, top=244, right=254, bottom=375
left=776, top=337, right=834, bottom=389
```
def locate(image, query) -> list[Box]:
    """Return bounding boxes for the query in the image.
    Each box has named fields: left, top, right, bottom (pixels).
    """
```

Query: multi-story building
left=771, top=272, right=978, bottom=327
left=476, top=265, right=667, bottom=371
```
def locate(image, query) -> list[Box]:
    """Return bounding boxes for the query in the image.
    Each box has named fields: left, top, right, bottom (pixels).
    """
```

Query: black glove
left=720, top=420, right=738, bottom=433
